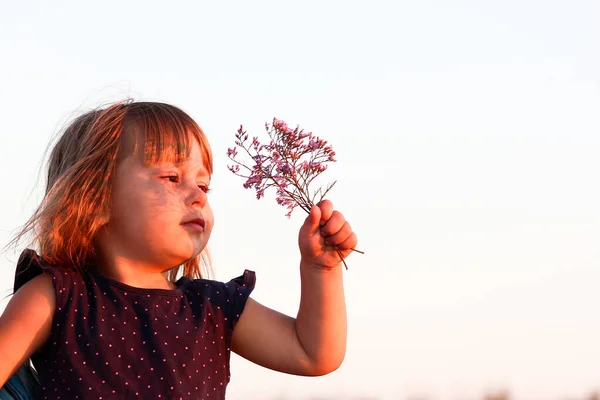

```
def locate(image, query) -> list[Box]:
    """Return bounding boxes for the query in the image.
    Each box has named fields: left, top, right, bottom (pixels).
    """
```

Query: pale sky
left=1, top=1, right=599, bottom=399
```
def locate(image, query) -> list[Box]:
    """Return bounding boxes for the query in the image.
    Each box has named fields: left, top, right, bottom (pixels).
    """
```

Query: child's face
left=97, top=136, right=213, bottom=271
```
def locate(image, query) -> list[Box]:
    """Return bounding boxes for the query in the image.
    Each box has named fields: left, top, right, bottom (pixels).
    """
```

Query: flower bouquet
left=227, top=118, right=362, bottom=269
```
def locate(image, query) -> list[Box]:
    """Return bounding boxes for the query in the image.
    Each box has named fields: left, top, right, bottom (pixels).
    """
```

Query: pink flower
left=227, top=118, right=337, bottom=218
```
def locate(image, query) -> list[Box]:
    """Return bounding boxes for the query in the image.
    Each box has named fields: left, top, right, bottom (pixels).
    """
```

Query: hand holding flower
left=298, top=200, right=357, bottom=270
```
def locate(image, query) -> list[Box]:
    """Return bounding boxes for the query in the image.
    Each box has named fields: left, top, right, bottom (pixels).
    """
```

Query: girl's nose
left=186, top=183, right=208, bottom=208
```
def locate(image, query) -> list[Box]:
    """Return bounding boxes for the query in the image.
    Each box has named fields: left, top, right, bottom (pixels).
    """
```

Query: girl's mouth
left=181, top=218, right=205, bottom=232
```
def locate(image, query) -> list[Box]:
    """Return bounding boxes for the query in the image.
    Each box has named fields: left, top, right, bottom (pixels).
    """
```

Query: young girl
left=0, top=101, right=357, bottom=399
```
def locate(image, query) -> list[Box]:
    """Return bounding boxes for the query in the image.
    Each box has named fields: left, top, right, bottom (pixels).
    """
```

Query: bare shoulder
left=0, top=273, right=55, bottom=386
left=6, top=273, right=55, bottom=310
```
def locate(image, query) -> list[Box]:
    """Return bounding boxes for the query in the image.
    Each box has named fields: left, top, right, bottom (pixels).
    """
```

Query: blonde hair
left=13, top=100, right=213, bottom=280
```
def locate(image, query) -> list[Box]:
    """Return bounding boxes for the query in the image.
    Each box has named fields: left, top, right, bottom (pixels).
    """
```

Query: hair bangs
left=125, top=103, right=213, bottom=174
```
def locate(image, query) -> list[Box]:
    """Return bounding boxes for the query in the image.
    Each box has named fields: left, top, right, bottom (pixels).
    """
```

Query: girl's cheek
left=145, top=188, right=179, bottom=208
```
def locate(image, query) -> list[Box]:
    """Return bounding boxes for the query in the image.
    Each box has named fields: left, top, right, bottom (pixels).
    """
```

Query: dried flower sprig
left=227, top=118, right=363, bottom=269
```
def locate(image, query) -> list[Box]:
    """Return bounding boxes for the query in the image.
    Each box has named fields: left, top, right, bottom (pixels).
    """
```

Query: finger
left=299, top=205, right=322, bottom=236
left=319, top=210, right=345, bottom=236
left=324, top=221, right=353, bottom=247
left=316, top=199, right=334, bottom=227
left=335, top=232, right=358, bottom=252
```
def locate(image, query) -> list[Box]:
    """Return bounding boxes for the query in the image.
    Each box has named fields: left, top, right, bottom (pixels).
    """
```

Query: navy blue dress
left=14, top=250, right=255, bottom=400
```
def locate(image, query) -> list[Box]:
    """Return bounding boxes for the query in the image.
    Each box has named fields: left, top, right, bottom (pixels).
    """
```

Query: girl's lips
left=181, top=218, right=205, bottom=232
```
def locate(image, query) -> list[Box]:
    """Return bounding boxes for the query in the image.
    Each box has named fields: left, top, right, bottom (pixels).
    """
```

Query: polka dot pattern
left=27, top=261, right=255, bottom=400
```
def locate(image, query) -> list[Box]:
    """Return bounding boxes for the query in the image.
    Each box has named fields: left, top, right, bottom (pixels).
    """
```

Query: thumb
left=301, top=205, right=321, bottom=236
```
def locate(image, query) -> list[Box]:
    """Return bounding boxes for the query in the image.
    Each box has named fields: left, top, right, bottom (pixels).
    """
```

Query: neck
left=91, top=253, right=178, bottom=290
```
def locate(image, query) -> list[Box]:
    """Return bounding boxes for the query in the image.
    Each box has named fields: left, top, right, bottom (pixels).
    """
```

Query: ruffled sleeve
left=182, top=269, right=256, bottom=331
left=14, top=249, right=44, bottom=293
left=13, top=249, right=80, bottom=309
left=222, top=269, right=256, bottom=330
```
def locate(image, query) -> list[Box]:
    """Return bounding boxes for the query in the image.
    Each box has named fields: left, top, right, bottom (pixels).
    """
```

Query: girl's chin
left=177, top=247, right=205, bottom=263
left=158, top=240, right=206, bottom=267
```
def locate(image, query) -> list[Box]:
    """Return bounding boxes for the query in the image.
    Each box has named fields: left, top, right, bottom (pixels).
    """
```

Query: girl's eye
left=163, top=175, right=179, bottom=183
left=198, top=185, right=211, bottom=194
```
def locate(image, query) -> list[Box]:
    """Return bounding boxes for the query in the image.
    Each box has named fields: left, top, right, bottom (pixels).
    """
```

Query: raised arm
left=0, top=274, right=54, bottom=387
left=232, top=200, right=356, bottom=376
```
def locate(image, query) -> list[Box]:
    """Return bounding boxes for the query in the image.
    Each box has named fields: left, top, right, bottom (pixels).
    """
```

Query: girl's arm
left=232, top=200, right=355, bottom=376
left=0, top=274, right=54, bottom=387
